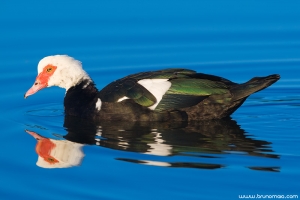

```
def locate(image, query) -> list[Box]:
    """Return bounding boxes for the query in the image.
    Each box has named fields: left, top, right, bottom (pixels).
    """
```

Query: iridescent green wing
left=168, top=79, right=229, bottom=95
left=155, top=78, right=230, bottom=111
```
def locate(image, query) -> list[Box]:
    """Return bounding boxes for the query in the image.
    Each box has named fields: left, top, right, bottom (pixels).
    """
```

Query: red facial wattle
left=24, top=64, right=57, bottom=98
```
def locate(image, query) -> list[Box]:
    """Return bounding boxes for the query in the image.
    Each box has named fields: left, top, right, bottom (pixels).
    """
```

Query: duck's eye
left=46, top=67, right=52, bottom=72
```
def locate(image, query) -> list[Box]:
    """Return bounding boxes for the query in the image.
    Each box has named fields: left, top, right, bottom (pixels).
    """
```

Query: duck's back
left=98, top=69, right=235, bottom=111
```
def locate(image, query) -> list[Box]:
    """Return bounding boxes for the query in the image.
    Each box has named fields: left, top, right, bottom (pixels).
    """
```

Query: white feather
left=117, top=96, right=129, bottom=102
left=137, top=79, right=171, bottom=110
left=38, top=55, right=92, bottom=91
left=95, top=98, right=102, bottom=111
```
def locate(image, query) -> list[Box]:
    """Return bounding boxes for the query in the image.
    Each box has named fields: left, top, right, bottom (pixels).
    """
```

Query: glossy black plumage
left=64, top=68, right=280, bottom=121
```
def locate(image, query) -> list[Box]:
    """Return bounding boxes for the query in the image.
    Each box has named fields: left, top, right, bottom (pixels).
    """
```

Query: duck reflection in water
left=26, top=130, right=84, bottom=168
left=26, top=116, right=279, bottom=171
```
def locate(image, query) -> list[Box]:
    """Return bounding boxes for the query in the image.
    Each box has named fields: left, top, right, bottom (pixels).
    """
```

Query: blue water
left=1, top=1, right=300, bottom=199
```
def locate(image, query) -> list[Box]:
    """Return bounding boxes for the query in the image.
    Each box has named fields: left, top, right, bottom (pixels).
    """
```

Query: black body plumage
left=63, top=68, right=280, bottom=121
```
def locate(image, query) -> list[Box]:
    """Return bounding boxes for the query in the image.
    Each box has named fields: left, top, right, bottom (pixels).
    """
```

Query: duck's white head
left=25, top=55, right=92, bottom=98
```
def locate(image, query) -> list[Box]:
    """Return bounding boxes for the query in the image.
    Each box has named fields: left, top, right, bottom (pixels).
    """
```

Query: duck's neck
left=64, top=79, right=99, bottom=117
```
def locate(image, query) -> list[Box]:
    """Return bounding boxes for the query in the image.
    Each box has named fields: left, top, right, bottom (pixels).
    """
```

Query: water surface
left=0, top=1, right=299, bottom=199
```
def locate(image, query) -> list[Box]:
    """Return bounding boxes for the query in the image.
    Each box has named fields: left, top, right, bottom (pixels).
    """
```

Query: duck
left=24, top=55, right=280, bottom=121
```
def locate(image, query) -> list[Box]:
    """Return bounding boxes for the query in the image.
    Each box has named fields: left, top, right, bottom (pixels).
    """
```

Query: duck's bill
left=24, top=81, right=47, bottom=98
left=24, top=71, right=50, bottom=99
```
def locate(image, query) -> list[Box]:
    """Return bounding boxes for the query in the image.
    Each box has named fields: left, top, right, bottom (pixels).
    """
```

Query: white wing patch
left=117, top=96, right=129, bottom=102
left=137, top=79, right=171, bottom=110
left=95, top=98, right=102, bottom=111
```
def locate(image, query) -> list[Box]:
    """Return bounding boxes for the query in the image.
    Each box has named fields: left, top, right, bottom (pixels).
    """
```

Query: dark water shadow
left=25, top=116, right=279, bottom=171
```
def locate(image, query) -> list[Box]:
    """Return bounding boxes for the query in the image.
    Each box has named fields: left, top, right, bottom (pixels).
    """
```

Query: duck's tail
left=231, top=74, right=280, bottom=101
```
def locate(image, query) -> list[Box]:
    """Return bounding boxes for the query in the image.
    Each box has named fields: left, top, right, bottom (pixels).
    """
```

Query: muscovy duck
left=25, top=55, right=280, bottom=121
